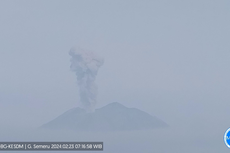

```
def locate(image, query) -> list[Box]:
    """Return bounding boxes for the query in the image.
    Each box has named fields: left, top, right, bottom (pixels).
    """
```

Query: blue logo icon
left=224, top=128, right=230, bottom=148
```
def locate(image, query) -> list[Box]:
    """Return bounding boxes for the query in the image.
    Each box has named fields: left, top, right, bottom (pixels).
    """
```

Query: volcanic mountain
left=41, top=102, right=168, bottom=131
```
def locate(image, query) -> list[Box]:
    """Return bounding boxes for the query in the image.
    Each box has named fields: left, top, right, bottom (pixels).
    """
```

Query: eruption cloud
left=69, top=47, right=104, bottom=112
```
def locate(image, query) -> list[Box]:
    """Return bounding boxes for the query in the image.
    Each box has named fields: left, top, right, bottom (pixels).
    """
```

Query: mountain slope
left=41, top=102, right=168, bottom=131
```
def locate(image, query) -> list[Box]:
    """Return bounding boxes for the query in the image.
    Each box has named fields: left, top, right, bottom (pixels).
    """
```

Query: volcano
left=41, top=102, right=168, bottom=131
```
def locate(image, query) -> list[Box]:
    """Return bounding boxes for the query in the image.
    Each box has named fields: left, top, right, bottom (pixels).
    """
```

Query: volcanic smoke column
left=69, top=47, right=104, bottom=112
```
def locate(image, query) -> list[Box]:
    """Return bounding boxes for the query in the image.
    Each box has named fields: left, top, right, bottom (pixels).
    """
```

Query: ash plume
left=69, top=47, right=104, bottom=112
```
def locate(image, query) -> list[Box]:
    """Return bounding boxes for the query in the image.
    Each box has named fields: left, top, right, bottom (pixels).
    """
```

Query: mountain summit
left=41, top=102, right=168, bottom=131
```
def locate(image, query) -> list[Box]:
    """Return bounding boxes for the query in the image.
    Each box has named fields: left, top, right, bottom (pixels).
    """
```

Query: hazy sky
left=0, top=0, right=230, bottom=135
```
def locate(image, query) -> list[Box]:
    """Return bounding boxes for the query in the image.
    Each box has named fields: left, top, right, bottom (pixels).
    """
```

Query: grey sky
left=0, top=0, right=230, bottom=138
